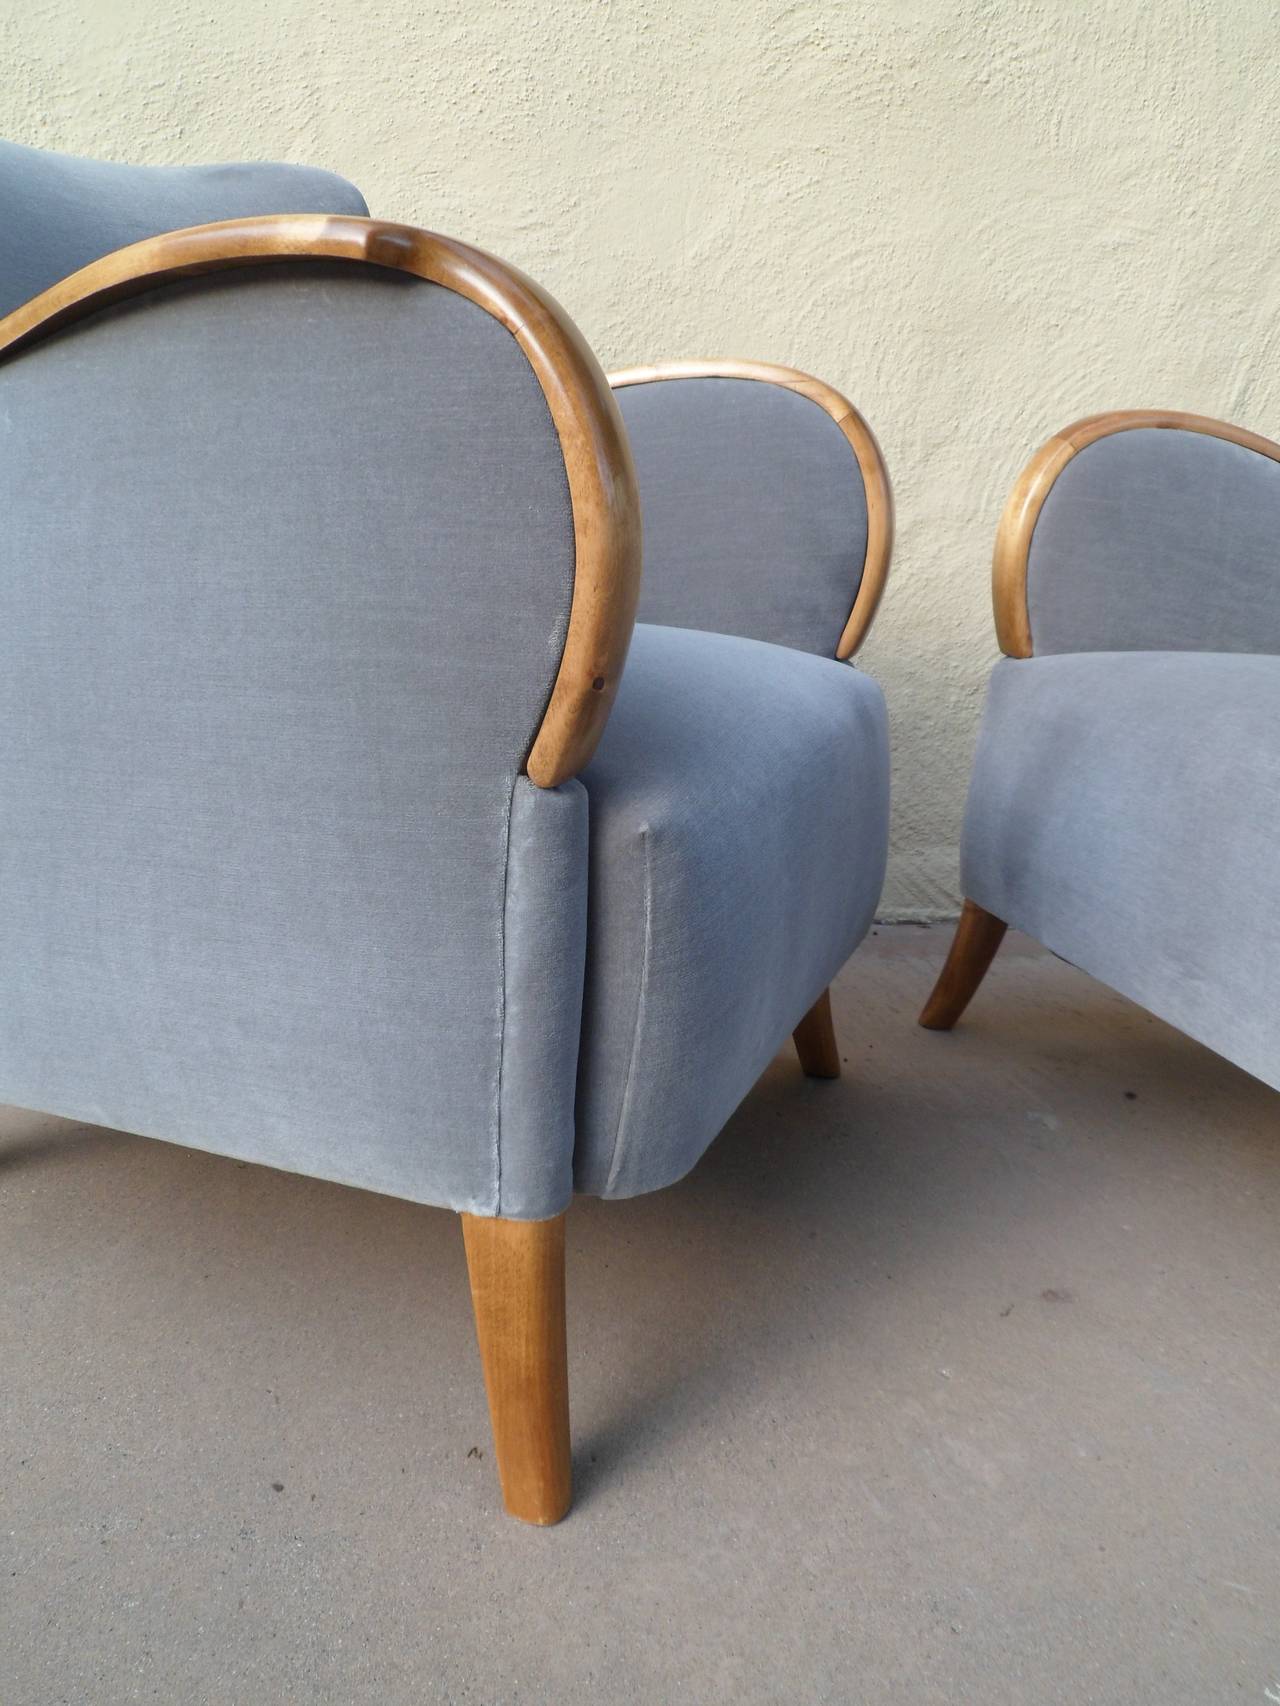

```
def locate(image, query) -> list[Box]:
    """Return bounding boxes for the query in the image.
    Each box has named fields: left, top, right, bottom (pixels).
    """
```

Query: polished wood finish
left=460, top=1211, right=571, bottom=1525
left=992, top=409, right=1280, bottom=659
left=918, top=899, right=1008, bottom=1030
left=0, top=214, right=642, bottom=790
left=792, top=987, right=841, bottom=1078
left=609, top=359, right=892, bottom=658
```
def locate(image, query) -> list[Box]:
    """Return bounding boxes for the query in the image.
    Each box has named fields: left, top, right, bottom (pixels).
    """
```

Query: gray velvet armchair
left=921, top=410, right=1280, bottom=1096
left=0, top=141, right=893, bottom=1522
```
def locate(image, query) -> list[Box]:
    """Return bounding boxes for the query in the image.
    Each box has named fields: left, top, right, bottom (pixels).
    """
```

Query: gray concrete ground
left=2, top=925, right=1278, bottom=1705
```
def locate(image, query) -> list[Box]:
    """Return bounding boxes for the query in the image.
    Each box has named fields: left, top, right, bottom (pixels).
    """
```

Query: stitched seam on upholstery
left=492, top=776, right=517, bottom=1217
left=603, top=825, right=652, bottom=1195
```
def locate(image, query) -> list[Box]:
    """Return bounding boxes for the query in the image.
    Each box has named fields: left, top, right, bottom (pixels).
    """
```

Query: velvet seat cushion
left=962, top=651, right=1280, bottom=1090
left=574, top=622, right=890, bottom=1198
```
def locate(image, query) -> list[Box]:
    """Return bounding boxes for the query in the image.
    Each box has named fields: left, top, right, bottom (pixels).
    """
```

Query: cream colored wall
left=4, top=0, right=1277, bottom=916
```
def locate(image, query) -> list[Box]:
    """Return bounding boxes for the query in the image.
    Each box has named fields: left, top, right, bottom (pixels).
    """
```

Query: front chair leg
left=918, top=898, right=1008, bottom=1030
left=793, top=986, right=841, bottom=1078
left=460, top=1210, right=571, bottom=1525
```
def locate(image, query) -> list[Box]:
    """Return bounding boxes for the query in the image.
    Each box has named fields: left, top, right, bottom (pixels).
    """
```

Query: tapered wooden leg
left=793, top=987, right=841, bottom=1078
left=918, top=899, right=1008, bottom=1030
left=460, top=1210, right=571, bottom=1525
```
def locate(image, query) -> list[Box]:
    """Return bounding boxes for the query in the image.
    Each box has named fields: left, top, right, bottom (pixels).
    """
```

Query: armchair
left=0, top=143, right=892, bottom=1523
left=920, top=410, right=1280, bottom=1095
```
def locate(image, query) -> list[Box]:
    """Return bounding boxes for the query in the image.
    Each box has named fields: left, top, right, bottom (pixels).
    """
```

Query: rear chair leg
left=460, top=1210, right=571, bottom=1525
left=793, top=987, right=841, bottom=1078
left=918, top=898, right=1007, bottom=1030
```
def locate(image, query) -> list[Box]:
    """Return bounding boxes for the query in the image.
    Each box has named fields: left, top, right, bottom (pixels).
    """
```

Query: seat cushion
left=574, top=623, right=889, bottom=1198
left=962, top=652, right=1280, bottom=1089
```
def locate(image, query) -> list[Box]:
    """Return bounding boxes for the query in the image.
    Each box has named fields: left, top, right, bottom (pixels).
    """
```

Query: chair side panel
left=961, top=653, right=1280, bottom=1090
left=0, top=262, right=578, bottom=1213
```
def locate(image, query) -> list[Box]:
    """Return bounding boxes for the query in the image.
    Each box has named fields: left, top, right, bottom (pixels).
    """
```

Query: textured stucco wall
left=4, top=0, right=1278, bottom=916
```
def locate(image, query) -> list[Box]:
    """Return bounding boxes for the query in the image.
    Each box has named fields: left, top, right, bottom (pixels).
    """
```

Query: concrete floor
left=2, top=926, right=1278, bottom=1705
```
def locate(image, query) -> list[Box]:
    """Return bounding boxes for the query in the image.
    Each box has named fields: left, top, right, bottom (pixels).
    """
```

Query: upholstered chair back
left=1025, top=426, right=1280, bottom=656
left=0, top=138, right=368, bottom=316
left=613, top=366, right=888, bottom=658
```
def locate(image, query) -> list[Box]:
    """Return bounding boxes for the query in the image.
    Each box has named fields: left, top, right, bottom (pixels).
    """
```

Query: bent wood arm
left=0, top=213, right=642, bottom=788
left=993, top=409, right=1280, bottom=659
left=609, top=359, right=892, bottom=658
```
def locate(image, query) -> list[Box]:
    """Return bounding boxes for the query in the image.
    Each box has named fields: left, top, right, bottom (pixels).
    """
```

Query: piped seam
left=492, top=776, right=517, bottom=1216
left=603, top=824, right=652, bottom=1197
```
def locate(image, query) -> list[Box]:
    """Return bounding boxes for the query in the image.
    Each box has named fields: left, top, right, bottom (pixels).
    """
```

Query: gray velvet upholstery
left=0, top=262, right=585, bottom=1218
left=0, top=138, right=367, bottom=319
left=575, top=623, right=889, bottom=1197
left=0, top=142, right=894, bottom=1221
left=614, top=377, right=869, bottom=656
left=1028, top=428, right=1280, bottom=655
left=962, top=653, right=1280, bottom=1090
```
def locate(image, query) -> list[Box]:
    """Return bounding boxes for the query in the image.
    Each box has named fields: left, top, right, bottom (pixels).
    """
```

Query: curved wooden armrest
left=0, top=214, right=641, bottom=789
left=992, top=408, right=1280, bottom=658
left=608, top=359, right=892, bottom=658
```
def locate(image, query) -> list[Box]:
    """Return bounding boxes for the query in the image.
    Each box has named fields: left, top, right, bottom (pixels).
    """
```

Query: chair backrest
left=0, top=137, right=368, bottom=317
left=0, top=216, right=639, bottom=1219
left=998, top=413, right=1280, bottom=657
left=611, top=362, right=891, bottom=658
